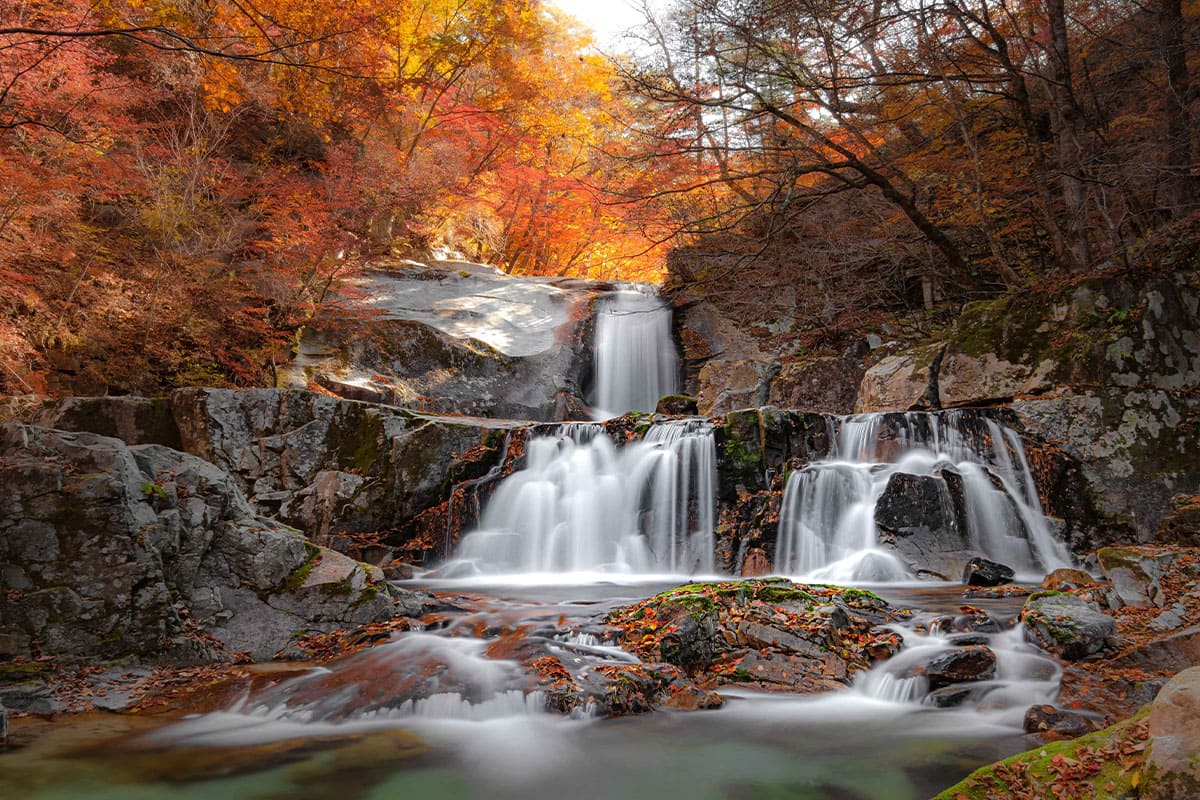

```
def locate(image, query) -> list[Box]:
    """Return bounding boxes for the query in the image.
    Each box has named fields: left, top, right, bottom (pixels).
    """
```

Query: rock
left=1021, top=592, right=1116, bottom=660
left=696, top=360, right=775, bottom=416
left=739, top=548, right=772, bottom=577
left=606, top=581, right=902, bottom=693
left=1041, top=568, right=1098, bottom=591
left=1158, top=493, right=1200, bottom=546
left=1096, top=546, right=1179, bottom=608
left=932, top=705, right=1150, bottom=800
left=872, top=472, right=978, bottom=579
left=923, top=684, right=986, bottom=708
left=655, top=394, right=699, bottom=416
left=909, top=646, right=997, bottom=689
left=0, top=423, right=415, bottom=664
left=963, top=557, right=1016, bottom=587
left=34, top=395, right=182, bottom=449
left=1143, top=666, right=1200, bottom=800
left=855, top=343, right=943, bottom=413
left=1108, top=625, right=1200, bottom=672
left=766, top=356, right=864, bottom=415
left=278, top=262, right=600, bottom=421
left=0, top=680, right=65, bottom=716
left=963, top=585, right=1032, bottom=599
left=1013, top=389, right=1200, bottom=542
left=1023, top=704, right=1101, bottom=738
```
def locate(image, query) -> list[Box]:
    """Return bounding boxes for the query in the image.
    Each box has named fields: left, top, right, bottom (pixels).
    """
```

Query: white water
left=448, top=420, right=716, bottom=576
left=591, top=289, right=679, bottom=419
left=777, top=411, right=1071, bottom=583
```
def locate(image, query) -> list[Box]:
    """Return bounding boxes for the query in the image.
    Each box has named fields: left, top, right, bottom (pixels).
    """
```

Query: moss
left=278, top=544, right=321, bottom=594
left=140, top=481, right=168, bottom=499
left=1026, top=590, right=1066, bottom=601
left=320, top=576, right=355, bottom=597
left=0, top=661, right=54, bottom=684
left=931, top=706, right=1151, bottom=800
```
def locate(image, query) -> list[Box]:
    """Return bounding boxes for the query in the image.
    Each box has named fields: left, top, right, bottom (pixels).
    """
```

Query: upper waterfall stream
left=591, top=289, right=679, bottom=420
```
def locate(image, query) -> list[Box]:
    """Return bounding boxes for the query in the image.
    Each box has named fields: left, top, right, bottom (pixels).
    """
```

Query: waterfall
left=448, top=420, right=716, bottom=576
left=776, top=411, right=1071, bottom=582
left=591, top=289, right=679, bottom=420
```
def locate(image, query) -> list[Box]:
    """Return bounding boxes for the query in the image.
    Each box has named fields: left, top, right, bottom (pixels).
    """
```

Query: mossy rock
left=931, top=706, right=1150, bottom=800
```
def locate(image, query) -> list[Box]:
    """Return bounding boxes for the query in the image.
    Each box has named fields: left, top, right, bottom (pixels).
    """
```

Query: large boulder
left=605, top=580, right=903, bottom=693
left=278, top=262, right=603, bottom=421
left=1096, top=546, right=1181, bottom=608
left=1143, top=666, right=1200, bottom=800
left=1021, top=592, right=1116, bottom=660
left=0, top=424, right=415, bottom=664
left=855, top=343, right=942, bottom=413
left=40, top=388, right=521, bottom=559
left=766, top=355, right=864, bottom=415
left=873, top=472, right=976, bottom=579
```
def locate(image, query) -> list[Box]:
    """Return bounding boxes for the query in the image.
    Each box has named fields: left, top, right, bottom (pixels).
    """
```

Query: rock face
left=38, top=388, right=521, bottom=561
left=1143, top=666, right=1200, bottom=800
left=0, top=424, right=415, bottom=664
left=279, top=262, right=605, bottom=421
left=847, top=275, right=1200, bottom=541
left=1021, top=592, right=1116, bottom=661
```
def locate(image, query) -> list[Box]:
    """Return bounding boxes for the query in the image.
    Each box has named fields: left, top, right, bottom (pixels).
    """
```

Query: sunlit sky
left=551, top=0, right=649, bottom=50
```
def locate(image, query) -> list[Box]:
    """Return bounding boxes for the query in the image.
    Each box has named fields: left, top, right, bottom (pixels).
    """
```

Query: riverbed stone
left=963, top=557, right=1016, bottom=587
left=1021, top=592, right=1116, bottom=660
left=909, top=646, right=997, bottom=689
left=606, top=581, right=903, bottom=693
left=1096, top=546, right=1179, bottom=608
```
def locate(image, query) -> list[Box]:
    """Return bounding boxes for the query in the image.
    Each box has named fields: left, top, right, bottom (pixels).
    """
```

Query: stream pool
left=2, top=579, right=1050, bottom=800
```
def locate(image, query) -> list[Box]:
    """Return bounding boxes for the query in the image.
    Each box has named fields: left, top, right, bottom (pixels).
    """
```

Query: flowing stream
left=3, top=289, right=1078, bottom=800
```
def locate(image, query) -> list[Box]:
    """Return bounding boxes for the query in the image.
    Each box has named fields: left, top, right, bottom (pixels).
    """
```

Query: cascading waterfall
left=777, top=411, right=1071, bottom=582
left=448, top=419, right=716, bottom=575
left=591, top=289, right=679, bottom=420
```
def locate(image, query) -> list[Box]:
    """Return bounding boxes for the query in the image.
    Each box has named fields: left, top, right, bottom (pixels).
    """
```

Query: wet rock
left=1021, top=592, right=1116, bottom=660
left=1023, top=704, right=1101, bottom=738
left=606, top=580, right=903, bottom=693
left=924, top=684, right=994, bottom=709
left=278, top=263, right=600, bottom=421
left=963, top=585, right=1032, bottom=600
left=0, top=680, right=64, bottom=716
left=873, top=472, right=979, bottom=579
left=946, top=633, right=991, bottom=646
left=1096, top=546, right=1179, bottom=609
left=963, top=557, right=1015, bottom=587
left=1041, top=568, right=1098, bottom=591
left=0, top=424, right=413, bottom=664
left=739, top=548, right=772, bottom=577
left=1143, top=666, right=1200, bottom=800
left=656, top=394, right=699, bottom=416
left=909, top=646, right=997, bottom=689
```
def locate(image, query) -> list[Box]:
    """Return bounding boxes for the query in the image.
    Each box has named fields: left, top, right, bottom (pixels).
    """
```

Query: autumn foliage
left=0, top=0, right=669, bottom=394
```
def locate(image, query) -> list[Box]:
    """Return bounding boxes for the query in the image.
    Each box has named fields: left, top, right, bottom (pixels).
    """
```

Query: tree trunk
left=1159, top=0, right=1195, bottom=215
left=1045, top=0, right=1091, bottom=270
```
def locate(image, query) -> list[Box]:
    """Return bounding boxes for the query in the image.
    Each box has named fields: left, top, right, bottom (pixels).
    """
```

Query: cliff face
left=672, top=264, right=1200, bottom=546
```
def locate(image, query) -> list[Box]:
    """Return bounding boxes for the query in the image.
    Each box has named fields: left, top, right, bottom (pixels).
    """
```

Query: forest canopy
left=1, top=0, right=1196, bottom=394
